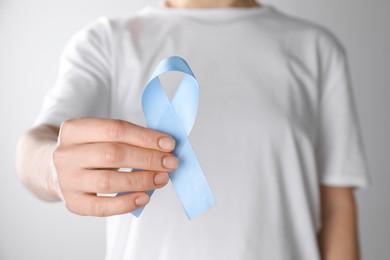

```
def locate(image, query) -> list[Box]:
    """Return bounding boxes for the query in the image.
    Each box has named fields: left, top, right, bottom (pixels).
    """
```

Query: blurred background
left=0, top=0, right=389, bottom=259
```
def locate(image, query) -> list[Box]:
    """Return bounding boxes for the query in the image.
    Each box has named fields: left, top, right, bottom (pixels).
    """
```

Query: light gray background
left=0, top=0, right=389, bottom=259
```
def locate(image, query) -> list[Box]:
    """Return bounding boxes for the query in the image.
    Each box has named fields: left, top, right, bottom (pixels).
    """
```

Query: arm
left=16, top=118, right=177, bottom=216
left=318, top=186, right=360, bottom=260
left=16, top=124, right=60, bottom=201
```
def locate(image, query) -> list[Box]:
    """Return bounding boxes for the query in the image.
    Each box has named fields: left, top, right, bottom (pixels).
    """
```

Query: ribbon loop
left=139, top=56, right=215, bottom=219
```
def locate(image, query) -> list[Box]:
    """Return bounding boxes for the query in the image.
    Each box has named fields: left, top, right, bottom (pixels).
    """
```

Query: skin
left=16, top=119, right=178, bottom=216
left=318, top=186, right=361, bottom=260
left=164, top=0, right=261, bottom=8
left=15, top=0, right=361, bottom=259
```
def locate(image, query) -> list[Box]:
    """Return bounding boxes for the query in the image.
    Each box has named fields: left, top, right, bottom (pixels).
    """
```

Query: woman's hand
left=17, top=117, right=178, bottom=217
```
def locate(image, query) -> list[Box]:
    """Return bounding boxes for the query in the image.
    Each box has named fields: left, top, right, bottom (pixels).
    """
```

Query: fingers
left=65, top=192, right=151, bottom=217
left=52, top=117, right=177, bottom=217
left=72, top=170, right=169, bottom=194
left=59, top=118, right=175, bottom=152
left=55, top=143, right=179, bottom=171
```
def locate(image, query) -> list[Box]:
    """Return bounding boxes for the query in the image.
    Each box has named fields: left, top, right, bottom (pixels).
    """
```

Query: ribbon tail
left=171, top=140, right=216, bottom=219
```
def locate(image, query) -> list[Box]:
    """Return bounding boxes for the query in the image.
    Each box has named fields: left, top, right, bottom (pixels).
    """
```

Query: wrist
left=47, top=143, right=63, bottom=201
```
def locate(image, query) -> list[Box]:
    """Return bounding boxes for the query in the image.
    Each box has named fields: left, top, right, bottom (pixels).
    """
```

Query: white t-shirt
left=35, top=4, right=371, bottom=260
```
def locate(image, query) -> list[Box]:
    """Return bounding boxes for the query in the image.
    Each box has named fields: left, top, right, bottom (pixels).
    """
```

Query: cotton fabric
left=35, top=4, right=370, bottom=260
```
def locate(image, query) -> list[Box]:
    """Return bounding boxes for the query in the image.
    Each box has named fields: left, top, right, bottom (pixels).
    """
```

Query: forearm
left=16, top=124, right=61, bottom=202
left=318, top=186, right=360, bottom=260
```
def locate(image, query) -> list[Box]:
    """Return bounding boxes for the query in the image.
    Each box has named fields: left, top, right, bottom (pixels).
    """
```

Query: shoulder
left=62, top=11, right=147, bottom=57
left=67, top=9, right=149, bottom=45
left=62, top=17, right=114, bottom=54
left=77, top=9, right=163, bottom=46
left=266, top=6, right=346, bottom=55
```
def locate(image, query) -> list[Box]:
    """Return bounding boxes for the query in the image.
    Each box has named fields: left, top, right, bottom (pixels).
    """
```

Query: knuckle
left=64, top=201, right=74, bottom=213
left=61, top=118, right=77, bottom=129
left=105, top=120, right=126, bottom=140
left=56, top=171, right=69, bottom=190
left=96, top=172, right=111, bottom=193
left=138, top=129, right=155, bottom=147
left=64, top=196, right=80, bottom=215
left=52, top=149, right=77, bottom=192
left=52, top=146, right=67, bottom=167
left=91, top=199, right=108, bottom=217
left=142, top=151, right=155, bottom=169
left=102, top=144, right=124, bottom=164
left=126, top=173, right=142, bottom=190
left=115, top=198, right=127, bottom=213
left=59, top=119, right=77, bottom=143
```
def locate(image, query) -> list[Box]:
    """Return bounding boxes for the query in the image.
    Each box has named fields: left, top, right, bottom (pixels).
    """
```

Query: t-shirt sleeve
left=34, top=17, right=112, bottom=127
left=315, top=31, right=371, bottom=188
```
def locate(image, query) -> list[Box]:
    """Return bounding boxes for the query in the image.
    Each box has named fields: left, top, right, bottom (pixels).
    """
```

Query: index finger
left=59, top=117, right=175, bottom=152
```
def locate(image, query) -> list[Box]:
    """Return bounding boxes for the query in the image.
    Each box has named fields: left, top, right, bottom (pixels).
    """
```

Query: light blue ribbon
left=131, top=56, right=215, bottom=219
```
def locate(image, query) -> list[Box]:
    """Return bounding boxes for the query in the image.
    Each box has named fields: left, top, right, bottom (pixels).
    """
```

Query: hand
left=52, top=117, right=178, bottom=217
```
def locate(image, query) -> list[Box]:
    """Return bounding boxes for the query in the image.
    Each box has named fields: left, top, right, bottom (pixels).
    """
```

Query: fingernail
left=135, top=194, right=150, bottom=206
left=159, top=137, right=175, bottom=151
left=154, top=172, right=169, bottom=185
left=162, top=156, right=179, bottom=169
